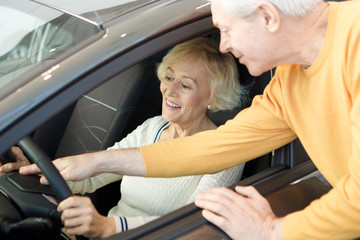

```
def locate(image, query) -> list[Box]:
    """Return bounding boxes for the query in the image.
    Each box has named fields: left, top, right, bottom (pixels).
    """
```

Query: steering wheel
left=0, top=136, right=74, bottom=240
left=17, top=136, right=72, bottom=202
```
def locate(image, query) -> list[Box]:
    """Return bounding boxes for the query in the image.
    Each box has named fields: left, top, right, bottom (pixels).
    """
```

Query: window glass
left=0, top=1, right=101, bottom=98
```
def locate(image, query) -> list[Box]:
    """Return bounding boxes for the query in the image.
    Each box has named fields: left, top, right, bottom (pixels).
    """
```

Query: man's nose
left=219, top=35, right=231, bottom=53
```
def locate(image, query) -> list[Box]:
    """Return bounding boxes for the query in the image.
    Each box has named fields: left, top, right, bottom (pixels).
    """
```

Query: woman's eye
left=181, top=84, right=191, bottom=89
left=165, top=76, right=173, bottom=81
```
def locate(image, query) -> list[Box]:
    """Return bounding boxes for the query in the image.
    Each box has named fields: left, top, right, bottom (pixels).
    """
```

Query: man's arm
left=19, top=148, right=145, bottom=183
left=140, top=78, right=297, bottom=178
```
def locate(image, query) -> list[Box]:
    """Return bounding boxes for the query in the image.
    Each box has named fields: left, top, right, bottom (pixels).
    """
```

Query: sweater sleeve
left=113, top=216, right=159, bottom=233
left=69, top=117, right=158, bottom=194
left=140, top=77, right=297, bottom=178
left=283, top=21, right=360, bottom=239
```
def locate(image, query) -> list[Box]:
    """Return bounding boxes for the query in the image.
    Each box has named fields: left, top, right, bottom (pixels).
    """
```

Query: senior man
left=20, top=0, right=360, bottom=239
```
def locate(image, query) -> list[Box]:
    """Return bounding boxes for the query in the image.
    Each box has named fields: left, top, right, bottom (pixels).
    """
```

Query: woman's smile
left=165, top=98, right=181, bottom=110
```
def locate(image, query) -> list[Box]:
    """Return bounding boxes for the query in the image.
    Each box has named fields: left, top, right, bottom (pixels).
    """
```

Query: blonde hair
left=157, top=38, right=246, bottom=112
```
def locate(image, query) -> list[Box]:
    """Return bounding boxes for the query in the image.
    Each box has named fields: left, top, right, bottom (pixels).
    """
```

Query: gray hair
left=213, top=0, right=324, bottom=18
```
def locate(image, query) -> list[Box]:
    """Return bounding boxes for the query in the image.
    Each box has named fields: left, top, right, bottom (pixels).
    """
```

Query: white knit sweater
left=68, top=116, right=244, bottom=232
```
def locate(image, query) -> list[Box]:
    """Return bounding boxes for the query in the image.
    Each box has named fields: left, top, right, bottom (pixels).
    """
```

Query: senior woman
left=3, top=38, right=247, bottom=239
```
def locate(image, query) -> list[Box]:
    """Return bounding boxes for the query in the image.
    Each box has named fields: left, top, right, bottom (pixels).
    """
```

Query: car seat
left=33, top=62, right=162, bottom=214
left=54, top=62, right=161, bottom=158
left=206, top=63, right=277, bottom=179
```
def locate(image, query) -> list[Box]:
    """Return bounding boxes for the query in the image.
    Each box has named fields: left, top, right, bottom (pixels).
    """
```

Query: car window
left=0, top=1, right=101, bottom=99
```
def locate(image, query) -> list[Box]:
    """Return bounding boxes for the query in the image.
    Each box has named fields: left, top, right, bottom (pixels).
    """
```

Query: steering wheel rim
left=17, top=136, right=72, bottom=202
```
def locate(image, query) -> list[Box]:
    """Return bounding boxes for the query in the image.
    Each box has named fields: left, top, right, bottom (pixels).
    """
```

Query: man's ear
left=256, top=2, right=281, bottom=33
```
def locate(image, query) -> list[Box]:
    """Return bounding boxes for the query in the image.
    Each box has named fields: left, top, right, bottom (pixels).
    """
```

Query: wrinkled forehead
left=210, top=0, right=233, bottom=29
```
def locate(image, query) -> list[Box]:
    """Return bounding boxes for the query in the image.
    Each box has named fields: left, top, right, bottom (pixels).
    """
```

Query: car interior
left=0, top=30, right=331, bottom=240
left=27, top=34, right=279, bottom=214
left=29, top=30, right=315, bottom=214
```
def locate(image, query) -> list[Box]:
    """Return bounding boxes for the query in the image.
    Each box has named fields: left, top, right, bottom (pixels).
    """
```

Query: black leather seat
left=34, top=62, right=162, bottom=214
left=55, top=62, right=161, bottom=158
left=206, top=64, right=276, bottom=179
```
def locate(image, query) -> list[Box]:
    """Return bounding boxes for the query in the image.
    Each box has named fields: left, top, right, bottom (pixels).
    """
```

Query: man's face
left=211, top=0, right=279, bottom=76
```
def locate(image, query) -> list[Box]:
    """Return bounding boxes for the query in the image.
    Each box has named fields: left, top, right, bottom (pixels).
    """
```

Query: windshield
left=0, top=1, right=101, bottom=99
left=37, top=0, right=156, bottom=25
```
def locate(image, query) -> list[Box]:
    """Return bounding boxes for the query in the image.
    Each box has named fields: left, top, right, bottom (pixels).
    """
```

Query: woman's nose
left=164, top=81, right=177, bottom=96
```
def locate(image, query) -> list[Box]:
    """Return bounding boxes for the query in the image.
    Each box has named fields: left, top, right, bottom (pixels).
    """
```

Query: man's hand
left=58, top=196, right=116, bottom=239
left=19, top=148, right=146, bottom=184
left=19, top=153, right=102, bottom=184
left=0, top=146, right=31, bottom=174
left=194, top=186, right=284, bottom=240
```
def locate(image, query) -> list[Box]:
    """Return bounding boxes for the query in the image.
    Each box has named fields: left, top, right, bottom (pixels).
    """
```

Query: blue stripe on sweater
left=123, top=216, right=128, bottom=231
left=153, top=121, right=170, bottom=143
left=120, top=217, right=124, bottom=231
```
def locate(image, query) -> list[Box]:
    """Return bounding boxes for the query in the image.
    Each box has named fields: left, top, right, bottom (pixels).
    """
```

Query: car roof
left=33, top=0, right=159, bottom=26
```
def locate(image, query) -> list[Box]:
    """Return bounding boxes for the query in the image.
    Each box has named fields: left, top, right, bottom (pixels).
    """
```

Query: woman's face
left=160, top=59, right=211, bottom=126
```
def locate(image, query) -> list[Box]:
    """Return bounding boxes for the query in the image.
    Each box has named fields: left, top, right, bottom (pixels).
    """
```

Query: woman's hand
left=0, top=146, right=31, bottom=174
left=58, top=196, right=116, bottom=239
left=194, top=186, right=284, bottom=240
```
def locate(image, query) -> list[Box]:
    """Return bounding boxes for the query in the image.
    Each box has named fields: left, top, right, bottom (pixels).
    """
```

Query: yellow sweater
left=140, top=1, right=360, bottom=239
